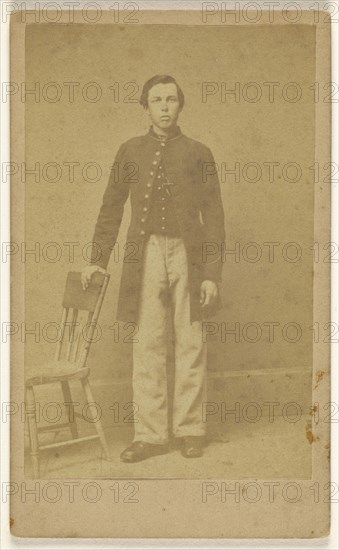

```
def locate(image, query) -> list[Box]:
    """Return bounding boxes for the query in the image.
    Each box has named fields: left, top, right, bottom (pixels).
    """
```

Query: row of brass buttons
left=140, top=145, right=165, bottom=235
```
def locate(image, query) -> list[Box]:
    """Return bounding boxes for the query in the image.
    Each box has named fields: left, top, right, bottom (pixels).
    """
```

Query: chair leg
left=81, top=377, right=112, bottom=460
left=61, top=381, right=78, bottom=439
left=25, top=385, right=40, bottom=478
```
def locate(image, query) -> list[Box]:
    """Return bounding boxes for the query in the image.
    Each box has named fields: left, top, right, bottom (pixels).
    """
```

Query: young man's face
left=146, top=82, right=181, bottom=130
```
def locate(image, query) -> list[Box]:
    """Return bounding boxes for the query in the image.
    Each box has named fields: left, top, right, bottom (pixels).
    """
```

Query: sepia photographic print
left=7, top=0, right=334, bottom=541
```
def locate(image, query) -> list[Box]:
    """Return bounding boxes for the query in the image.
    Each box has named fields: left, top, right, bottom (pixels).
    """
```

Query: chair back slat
left=66, top=309, right=78, bottom=361
left=73, top=317, right=83, bottom=363
left=54, top=307, right=69, bottom=361
left=57, top=271, right=110, bottom=368
left=77, top=312, right=96, bottom=366
left=73, top=310, right=93, bottom=364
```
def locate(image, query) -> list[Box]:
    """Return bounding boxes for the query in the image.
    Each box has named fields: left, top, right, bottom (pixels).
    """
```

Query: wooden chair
left=25, top=270, right=111, bottom=478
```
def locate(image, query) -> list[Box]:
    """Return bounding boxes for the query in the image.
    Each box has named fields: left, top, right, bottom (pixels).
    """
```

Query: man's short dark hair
left=140, top=75, right=185, bottom=110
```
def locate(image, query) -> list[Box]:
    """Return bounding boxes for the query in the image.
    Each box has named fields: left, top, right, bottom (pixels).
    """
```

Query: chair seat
left=25, top=361, right=90, bottom=386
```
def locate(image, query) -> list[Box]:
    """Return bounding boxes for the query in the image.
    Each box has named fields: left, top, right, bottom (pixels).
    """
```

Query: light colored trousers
left=132, top=234, right=207, bottom=445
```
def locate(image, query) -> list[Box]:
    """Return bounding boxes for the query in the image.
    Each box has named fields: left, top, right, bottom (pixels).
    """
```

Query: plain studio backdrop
left=24, top=22, right=315, bottom=474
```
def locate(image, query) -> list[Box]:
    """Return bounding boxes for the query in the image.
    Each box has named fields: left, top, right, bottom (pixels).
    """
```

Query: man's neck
left=152, top=125, right=168, bottom=139
left=151, top=124, right=179, bottom=141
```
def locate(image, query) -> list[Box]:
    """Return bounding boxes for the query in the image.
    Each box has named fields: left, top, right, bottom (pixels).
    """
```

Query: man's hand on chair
left=200, top=280, right=218, bottom=308
left=81, top=265, right=106, bottom=291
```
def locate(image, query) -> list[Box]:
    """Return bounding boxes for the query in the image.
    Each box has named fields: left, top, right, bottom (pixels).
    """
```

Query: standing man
left=82, top=75, right=225, bottom=462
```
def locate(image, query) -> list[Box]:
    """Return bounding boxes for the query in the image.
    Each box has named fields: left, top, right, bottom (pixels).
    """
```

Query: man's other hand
left=200, top=280, right=218, bottom=308
left=81, top=265, right=106, bottom=291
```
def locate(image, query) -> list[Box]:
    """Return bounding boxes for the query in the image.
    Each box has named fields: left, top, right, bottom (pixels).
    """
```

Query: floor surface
left=24, top=414, right=313, bottom=480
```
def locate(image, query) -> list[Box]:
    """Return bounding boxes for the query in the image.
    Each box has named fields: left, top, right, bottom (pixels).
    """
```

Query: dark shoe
left=120, top=441, right=169, bottom=463
left=180, top=436, right=205, bottom=458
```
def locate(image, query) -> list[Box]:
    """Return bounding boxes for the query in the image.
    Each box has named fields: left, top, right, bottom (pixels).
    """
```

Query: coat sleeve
left=198, top=145, right=226, bottom=283
left=89, top=141, right=130, bottom=269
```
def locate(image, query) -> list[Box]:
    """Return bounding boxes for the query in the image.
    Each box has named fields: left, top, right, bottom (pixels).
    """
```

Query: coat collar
left=148, top=125, right=183, bottom=142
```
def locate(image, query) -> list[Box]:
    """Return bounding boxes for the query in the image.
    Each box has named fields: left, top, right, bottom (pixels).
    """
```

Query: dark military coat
left=90, top=126, right=225, bottom=323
